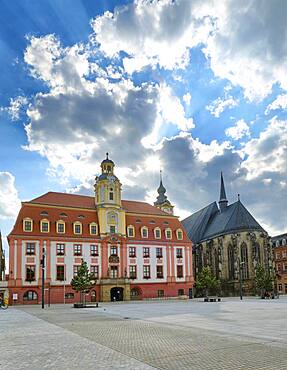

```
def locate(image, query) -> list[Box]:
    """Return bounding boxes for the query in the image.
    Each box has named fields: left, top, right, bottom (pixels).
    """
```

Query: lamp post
left=41, top=247, right=46, bottom=309
left=239, top=260, right=245, bottom=300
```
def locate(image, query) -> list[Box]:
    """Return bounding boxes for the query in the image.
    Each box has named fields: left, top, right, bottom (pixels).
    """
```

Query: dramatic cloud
left=12, top=1, right=287, bottom=236
left=0, top=172, right=21, bottom=219
left=225, top=119, right=250, bottom=140
left=241, top=117, right=287, bottom=180
left=91, top=0, right=211, bottom=73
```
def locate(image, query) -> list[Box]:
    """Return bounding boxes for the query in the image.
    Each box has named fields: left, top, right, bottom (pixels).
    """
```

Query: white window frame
left=73, top=221, right=82, bottom=235
left=165, top=228, right=172, bottom=240
left=154, top=227, right=161, bottom=239
left=56, top=220, right=65, bottom=234
left=23, top=218, right=33, bottom=232
left=127, top=225, right=135, bottom=238
left=176, top=229, right=183, bottom=240
left=89, top=222, right=98, bottom=235
left=141, top=226, right=148, bottom=238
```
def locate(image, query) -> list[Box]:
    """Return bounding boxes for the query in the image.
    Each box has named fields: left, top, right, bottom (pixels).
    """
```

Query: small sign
left=13, top=293, right=18, bottom=300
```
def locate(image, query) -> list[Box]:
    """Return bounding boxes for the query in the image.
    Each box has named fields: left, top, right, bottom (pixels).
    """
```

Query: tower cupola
left=154, top=171, right=174, bottom=215
left=94, top=153, right=126, bottom=236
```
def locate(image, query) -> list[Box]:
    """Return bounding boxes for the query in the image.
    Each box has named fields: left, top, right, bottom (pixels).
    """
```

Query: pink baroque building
left=8, top=154, right=194, bottom=304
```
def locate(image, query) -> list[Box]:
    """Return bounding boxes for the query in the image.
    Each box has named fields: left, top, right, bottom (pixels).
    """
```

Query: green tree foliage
left=255, top=264, right=273, bottom=297
left=71, top=260, right=95, bottom=303
left=196, top=267, right=220, bottom=297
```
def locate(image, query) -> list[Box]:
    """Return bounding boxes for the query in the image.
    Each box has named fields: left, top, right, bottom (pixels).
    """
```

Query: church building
left=182, top=173, right=273, bottom=296
left=7, top=154, right=194, bottom=304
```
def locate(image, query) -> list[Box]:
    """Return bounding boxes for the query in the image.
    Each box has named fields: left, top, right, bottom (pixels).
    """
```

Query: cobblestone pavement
left=0, top=309, right=154, bottom=370
left=3, top=297, right=287, bottom=369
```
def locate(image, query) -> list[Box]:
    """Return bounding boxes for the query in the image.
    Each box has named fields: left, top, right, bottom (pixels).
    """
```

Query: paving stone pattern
left=2, top=298, right=287, bottom=369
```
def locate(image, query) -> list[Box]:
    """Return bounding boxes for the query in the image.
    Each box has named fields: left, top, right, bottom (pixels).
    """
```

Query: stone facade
left=195, top=231, right=273, bottom=296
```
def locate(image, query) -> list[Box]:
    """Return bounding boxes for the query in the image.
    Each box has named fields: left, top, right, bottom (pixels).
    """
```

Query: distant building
left=272, top=233, right=287, bottom=294
left=0, top=231, right=5, bottom=281
left=8, top=154, right=194, bottom=304
left=182, top=173, right=273, bottom=296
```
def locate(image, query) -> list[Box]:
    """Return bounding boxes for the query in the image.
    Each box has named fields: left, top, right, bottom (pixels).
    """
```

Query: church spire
left=154, top=171, right=174, bottom=215
left=219, top=172, right=228, bottom=212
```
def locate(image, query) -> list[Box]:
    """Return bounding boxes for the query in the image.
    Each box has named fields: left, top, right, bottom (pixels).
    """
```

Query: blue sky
left=1, top=0, right=287, bottom=261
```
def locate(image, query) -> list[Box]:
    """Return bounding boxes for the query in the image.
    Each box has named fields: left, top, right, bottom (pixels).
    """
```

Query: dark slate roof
left=181, top=202, right=218, bottom=244
left=182, top=200, right=265, bottom=244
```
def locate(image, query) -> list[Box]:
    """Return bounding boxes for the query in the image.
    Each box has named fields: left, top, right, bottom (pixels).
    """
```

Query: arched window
left=176, top=229, right=183, bottom=240
left=23, top=218, right=33, bottom=232
left=154, top=227, right=161, bottom=239
left=73, top=221, right=82, bottom=235
left=40, top=219, right=50, bottom=233
left=228, top=245, right=235, bottom=280
left=141, top=226, right=148, bottom=238
left=254, top=243, right=261, bottom=263
left=214, top=248, right=219, bottom=279
left=282, top=239, right=286, bottom=246
left=240, top=243, right=249, bottom=279
left=130, top=287, right=142, bottom=300
left=23, top=290, right=38, bottom=301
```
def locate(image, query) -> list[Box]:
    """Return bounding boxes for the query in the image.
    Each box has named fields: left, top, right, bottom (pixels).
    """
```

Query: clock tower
left=94, top=153, right=126, bottom=236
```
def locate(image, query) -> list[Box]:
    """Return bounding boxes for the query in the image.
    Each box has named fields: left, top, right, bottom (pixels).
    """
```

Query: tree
left=196, top=267, right=220, bottom=297
left=71, top=260, right=95, bottom=304
left=255, top=264, right=273, bottom=298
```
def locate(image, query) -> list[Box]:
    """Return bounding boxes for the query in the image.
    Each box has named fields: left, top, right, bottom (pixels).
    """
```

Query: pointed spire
left=219, top=172, right=228, bottom=212
left=106, top=152, right=109, bottom=160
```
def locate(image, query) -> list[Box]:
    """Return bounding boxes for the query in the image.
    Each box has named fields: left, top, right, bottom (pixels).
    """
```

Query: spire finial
left=238, top=193, right=240, bottom=201
left=219, top=172, right=228, bottom=212
left=160, top=169, right=162, bottom=183
left=106, top=152, right=109, bottom=160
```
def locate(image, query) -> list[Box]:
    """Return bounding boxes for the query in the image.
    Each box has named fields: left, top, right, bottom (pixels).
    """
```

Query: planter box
left=74, top=303, right=85, bottom=308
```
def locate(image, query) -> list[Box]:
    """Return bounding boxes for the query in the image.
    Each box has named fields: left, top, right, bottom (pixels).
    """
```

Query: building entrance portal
left=110, top=287, right=124, bottom=302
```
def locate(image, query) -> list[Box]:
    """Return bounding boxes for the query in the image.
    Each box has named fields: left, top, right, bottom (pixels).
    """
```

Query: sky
left=1, top=0, right=287, bottom=264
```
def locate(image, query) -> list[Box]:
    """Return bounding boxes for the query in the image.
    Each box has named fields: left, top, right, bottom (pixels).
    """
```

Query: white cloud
left=91, top=0, right=211, bottom=73
left=265, top=94, right=287, bottom=115
left=241, top=117, right=287, bottom=180
left=91, top=0, right=287, bottom=100
left=225, top=119, right=250, bottom=140
left=206, top=96, right=238, bottom=118
left=0, top=172, right=21, bottom=219
left=183, top=92, right=191, bottom=105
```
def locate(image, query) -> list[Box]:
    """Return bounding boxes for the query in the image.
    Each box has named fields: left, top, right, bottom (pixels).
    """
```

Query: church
left=182, top=173, right=274, bottom=296
left=7, top=154, right=194, bottom=304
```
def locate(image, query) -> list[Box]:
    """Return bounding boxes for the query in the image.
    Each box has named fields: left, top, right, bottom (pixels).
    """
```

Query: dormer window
left=176, top=229, right=183, bottom=240
left=40, top=211, right=48, bottom=216
left=40, top=219, right=50, bottom=233
left=57, top=220, right=65, bottom=234
left=141, top=227, right=148, bottom=238
left=90, top=223, right=98, bottom=235
left=165, top=228, right=172, bottom=240
left=154, top=227, right=161, bottom=239
left=74, top=222, right=82, bottom=235
left=127, top=225, right=135, bottom=238
left=23, top=218, right=33, bottom=232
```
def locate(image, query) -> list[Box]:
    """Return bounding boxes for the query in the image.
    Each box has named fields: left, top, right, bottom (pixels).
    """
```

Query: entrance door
left=110, top=287, right=124, bottom=301
left=189, top=288, right=193, bottom=299
left=91, top=290, right=97, bottom=302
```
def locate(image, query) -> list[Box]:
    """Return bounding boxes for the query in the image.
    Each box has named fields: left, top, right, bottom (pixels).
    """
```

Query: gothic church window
left=240, top=243, right=249, bottom=279
left=228, top=245, right=235, bottom=280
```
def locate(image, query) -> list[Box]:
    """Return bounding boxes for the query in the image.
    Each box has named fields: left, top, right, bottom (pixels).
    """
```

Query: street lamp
left=41, top=247, right=46, bottom=309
